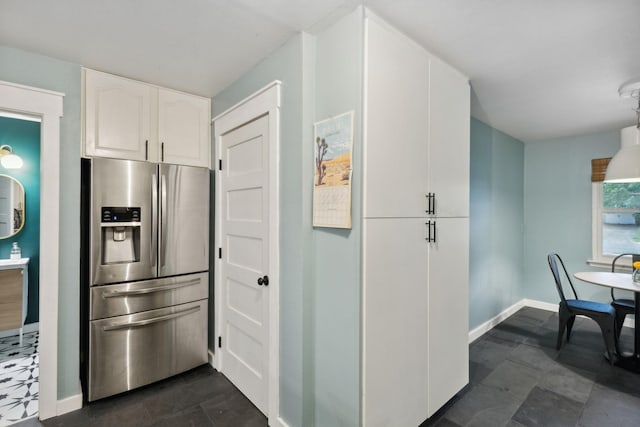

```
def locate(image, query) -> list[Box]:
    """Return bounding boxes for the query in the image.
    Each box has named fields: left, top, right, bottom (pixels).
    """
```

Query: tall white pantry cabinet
left=362, top=13, right=470, bottom=427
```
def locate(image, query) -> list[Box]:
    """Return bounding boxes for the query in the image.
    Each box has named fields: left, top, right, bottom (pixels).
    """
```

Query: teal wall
left=213, top=33, right=310, bottom=427
left=0, top=116, right=41, bottom=323
left=469, top=118, right=524, bottom=329
left=523, top=129, right=620, bottom=304
left=0, top=46, right=82, bottom=399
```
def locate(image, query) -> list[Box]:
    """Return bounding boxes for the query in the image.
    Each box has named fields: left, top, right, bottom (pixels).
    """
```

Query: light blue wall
left=311, top=8, right=362, bottom=427
left=523, top=130, right=620, bottom=304
left=0, top=46, right=82, bottom=399
left=0, top=116, right=41, bottom=324
left=213, top=33, right=310, bottom=427
left=212, top=8, right=363, bottom=426
left=469, top=118, right=524, bottom=329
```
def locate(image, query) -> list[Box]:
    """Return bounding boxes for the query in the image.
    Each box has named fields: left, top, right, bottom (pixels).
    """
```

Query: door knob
left=257, top=275, right=269, bottom=286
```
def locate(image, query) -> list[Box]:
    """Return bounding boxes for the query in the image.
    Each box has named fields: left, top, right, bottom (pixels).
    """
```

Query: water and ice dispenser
left=100, top=207, right=141, bottom=264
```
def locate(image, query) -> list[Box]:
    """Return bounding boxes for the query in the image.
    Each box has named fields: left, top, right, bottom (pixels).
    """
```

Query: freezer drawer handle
left=102, top=305, right=200, bottom=331
left=101, top=279, right=201, bottom=298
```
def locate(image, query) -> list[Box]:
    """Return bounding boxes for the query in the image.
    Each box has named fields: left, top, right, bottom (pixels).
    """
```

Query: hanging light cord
left=636, top=96, right=640, bottom=129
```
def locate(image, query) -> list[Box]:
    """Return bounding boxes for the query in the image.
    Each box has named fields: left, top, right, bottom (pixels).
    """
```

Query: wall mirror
left=0, top=174, right=25, bottom=238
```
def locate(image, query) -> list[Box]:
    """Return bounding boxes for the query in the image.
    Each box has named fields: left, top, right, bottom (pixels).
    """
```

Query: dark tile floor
left=11, top=307, right=640, bottom=427
left=12, top=364, right=266, bottom=427
left=426, top=307, right=640, bottom=427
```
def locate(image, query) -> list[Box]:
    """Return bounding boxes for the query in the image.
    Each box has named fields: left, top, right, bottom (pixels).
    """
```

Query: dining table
left=574, top=271, right=640, bottom=372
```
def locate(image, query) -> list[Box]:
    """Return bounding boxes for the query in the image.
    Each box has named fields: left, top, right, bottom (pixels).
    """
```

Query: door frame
left=0, top=80, right=63, bottom=420
left=212, top=81, right=281, bottom=424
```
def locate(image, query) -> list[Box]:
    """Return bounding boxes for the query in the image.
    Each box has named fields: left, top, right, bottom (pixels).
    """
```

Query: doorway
left=213, top=81, right=281, bottom=425
left=0, top=80, right=63, bottom=421
left=0, top=112, right=41, bottom=425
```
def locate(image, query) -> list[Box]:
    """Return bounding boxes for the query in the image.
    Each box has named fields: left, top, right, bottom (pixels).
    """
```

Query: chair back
left=611, top=253, right=640, bottom=272
left=611, top=253, right=640, bottom=300
left=547, top=253, right=579, bottom=303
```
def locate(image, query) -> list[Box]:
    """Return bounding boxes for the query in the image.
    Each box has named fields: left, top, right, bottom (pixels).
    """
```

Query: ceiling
left=1, top=0, right=639, bottom=142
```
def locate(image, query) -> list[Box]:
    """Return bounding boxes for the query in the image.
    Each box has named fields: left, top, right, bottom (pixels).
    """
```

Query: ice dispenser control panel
left=102, top=207, right=141, bottom=223
left=100, top=207, right=141, bottom=265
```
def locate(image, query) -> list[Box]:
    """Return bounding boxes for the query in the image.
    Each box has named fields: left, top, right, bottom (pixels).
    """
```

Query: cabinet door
left=0, top=268, right=23, bottom=330
left=84, top=70, right=156, bottom=161
left=362, top=217, right=429, bottom=426
left=364, top=17, right=429, bottom=218
left=158, top=89, right=210, bottom=168
left=427, top=217, right=469, bottom=416
left=428, top=58, right=470, bottom=218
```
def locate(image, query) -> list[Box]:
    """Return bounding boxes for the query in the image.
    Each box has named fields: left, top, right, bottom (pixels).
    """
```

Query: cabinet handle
left=145, top=140, right=148, bottom=160
left=425, top=221, right=437, bottom=242
left=426, top=193, right=436, bottom=215
left=161, top=142, right=165, bottom=162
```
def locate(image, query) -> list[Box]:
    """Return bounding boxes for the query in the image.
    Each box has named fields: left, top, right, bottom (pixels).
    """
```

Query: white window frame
left=590, top=182, right=637, bottom=270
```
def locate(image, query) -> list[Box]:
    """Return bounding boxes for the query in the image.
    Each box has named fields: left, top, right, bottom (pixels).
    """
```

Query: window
left=592, top=181, right=640, bottom=266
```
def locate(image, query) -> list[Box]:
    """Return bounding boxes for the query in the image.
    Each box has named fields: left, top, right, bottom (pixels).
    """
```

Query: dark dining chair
left=547, top=253, right=618, bottom=364
left=611, top=253, right=638, bottom=338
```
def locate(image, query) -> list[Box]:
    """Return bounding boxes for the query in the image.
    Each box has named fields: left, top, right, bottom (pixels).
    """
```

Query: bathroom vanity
left=0, top=257, right=29, bottom=345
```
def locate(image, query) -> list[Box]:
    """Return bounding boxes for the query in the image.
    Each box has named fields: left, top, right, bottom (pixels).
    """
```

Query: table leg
left=614, top=291, right=640, bottom=372
left=636, top=291, right=640, bottom=358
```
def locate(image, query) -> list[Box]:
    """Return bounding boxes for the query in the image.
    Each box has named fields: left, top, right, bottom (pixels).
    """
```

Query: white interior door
left=219, top=114, right=270, bottom=414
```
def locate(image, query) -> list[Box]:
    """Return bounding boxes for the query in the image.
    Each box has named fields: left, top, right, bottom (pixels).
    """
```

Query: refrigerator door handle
left=101, top=279, right=201, bottom=298
left=151, top=172, right=158, bottom=269
left=160, top=172, right=168, bottom=269
left=101, top=306, right=200, bottom=331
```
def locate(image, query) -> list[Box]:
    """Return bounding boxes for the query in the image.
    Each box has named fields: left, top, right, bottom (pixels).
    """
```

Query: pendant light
left=605, top=80, right=640, bottom=183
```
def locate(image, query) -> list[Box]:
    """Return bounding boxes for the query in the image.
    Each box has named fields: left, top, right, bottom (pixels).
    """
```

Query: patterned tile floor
left=0, top=331, right=38, bottom=427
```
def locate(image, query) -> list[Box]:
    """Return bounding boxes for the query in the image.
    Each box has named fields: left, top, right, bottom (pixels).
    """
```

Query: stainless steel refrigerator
left=80, top=157, right=209, bottom=402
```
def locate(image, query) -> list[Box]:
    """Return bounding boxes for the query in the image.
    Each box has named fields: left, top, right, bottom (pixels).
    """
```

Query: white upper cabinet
left=158, top=89, right=210, bottom=168
left=428, top=57, right=470, bottom=218
left=363, top=17, right=470, bottom=219
left=84, top=70, right=156, bottom=162
left=364, top=16, right=429, bottom=218
left=83, top=68, right=211, bottom=168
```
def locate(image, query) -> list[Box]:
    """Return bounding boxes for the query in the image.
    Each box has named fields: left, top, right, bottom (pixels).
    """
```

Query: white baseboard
left=208, top=349, right=218, bottom=369
left=623, top=317, right=635, bottom=329
left=0, top=322, right=39, bottom=339
left=56, top=393, right=82, bottom=416
left=469, top=298, right=635, bottom=343
left=521, top=299, right=556, bottom=312
left=522, top=298, right=635, bottom=329
left=273, top=417, right=291, bottom=427
left=468, top=300, right=524, bottom=343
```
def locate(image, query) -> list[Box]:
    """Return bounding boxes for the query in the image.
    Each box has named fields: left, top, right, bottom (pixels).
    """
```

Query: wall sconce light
left=0, top=145, right=24, bottom=169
